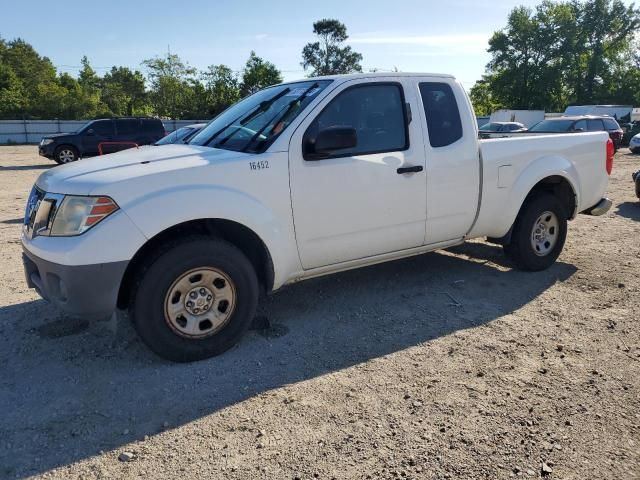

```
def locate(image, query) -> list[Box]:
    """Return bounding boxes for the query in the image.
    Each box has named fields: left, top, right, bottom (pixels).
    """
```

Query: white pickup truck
left=22, top=73, right=613, bottom=362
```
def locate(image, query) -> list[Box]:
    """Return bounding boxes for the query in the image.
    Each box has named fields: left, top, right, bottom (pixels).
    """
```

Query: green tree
left=471, top=0, right=640, bottom=113
left=78, top=55, right=99, bottom=91
left=201, top=64, right=240, bottom=115
left=101, top=66, right=148, bottom=116
left=469, top=77, right=501, bottom=116
left=572, top=0, right=640, bottom=103
left=142, top=52, right=198, bottom=118
left=0, top=37, right=59, bottom=118
left=301, top=19, right=363, bottom=76
left=239, top=51, right=282, bottom=97
left=0, top=62, right=25, bottom=118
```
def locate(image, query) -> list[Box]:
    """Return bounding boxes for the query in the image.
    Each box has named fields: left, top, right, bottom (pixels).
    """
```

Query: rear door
left=416, top=80, right=480, bottom=244
left=288, top=78, right=427, bottom=269
left=81, top=119, right=114, bottom=155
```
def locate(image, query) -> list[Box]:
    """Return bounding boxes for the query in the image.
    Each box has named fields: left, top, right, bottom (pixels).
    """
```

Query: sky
left=1, top=0, right=637, bottom=89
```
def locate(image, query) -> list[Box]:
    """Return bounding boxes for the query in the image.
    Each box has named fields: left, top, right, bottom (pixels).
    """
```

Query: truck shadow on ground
left=615, top=201, right=640, bottom=221
left=0, top=243, right=576, bottom=478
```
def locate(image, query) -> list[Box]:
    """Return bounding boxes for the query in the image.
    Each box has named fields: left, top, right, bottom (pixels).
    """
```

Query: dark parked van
left=39, top=117, right=166, bottom=164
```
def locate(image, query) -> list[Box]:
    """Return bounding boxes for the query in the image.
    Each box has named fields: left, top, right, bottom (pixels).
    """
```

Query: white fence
left=0, top=119, right=210, bottom=145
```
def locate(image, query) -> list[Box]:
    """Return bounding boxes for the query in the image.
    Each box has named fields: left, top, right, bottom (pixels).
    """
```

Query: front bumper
left=22, top=248, right=128, bottom=319
left=581, top=197, right=613, bottom=216
left=38, top=143, right=55, bottom=159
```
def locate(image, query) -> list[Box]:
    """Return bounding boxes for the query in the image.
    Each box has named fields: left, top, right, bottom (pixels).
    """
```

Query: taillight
left=606, top=138, right=614, bottom=175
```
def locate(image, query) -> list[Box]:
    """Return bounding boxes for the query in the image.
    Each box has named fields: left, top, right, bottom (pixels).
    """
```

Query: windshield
left=480, top=123, right=501, bottom=131
left=529, top=119, right=575, bottom=132
left=155, top=126, right=197, bottom=145
left=189, top=80, right=332, bottom=152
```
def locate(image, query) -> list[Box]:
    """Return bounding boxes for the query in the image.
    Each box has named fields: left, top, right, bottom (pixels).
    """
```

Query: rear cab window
left=418, top=82, right=463, bottom=147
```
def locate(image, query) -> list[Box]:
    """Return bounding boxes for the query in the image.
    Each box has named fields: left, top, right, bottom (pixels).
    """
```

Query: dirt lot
left=0, top=145, right=639, bottom=480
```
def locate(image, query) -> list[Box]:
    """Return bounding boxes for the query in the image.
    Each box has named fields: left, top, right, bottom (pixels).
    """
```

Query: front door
left=81, top=119, right=114, bottom=156
left=288, top=79, right=427, bottom=270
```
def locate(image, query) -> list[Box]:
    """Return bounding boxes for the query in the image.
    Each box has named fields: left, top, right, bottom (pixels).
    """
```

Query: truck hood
left=36, top=144, right=249, bottom=195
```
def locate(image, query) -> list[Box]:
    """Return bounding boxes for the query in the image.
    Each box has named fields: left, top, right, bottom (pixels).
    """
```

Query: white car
left=629, top=133, right=640, bottom=153
left=21, top=73, right=613, bottom=362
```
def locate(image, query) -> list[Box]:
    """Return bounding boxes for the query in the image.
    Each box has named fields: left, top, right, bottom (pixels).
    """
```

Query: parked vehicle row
left=23, top=72, right=613, bottom=362
left=39, top=118, right=166, bottom=164
left=38, top=118, right=208, bottom=164
left=528, top=115, right=624, bottom=149
left=479, top=121, right=528, bottom=139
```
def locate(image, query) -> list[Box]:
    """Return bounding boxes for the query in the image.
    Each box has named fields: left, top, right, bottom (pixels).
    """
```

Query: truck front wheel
left=503, top=193, right=568, bottom=271
left=130, top=237, right=259, bottom=362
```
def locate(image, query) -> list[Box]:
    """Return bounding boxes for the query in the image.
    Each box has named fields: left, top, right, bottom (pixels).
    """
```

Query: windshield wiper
left=243, top=83, right=319, bottom=152
left=208, top=88, right=291, bottom=148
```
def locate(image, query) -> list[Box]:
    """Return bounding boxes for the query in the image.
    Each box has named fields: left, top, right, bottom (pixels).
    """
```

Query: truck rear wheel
left=129, top=236, right=259, bottom=362
left=503, top=193, right=567, bottom=271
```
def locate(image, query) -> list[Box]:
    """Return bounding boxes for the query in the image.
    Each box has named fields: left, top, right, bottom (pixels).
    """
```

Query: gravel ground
left=0, top=146, right=639, bottom=480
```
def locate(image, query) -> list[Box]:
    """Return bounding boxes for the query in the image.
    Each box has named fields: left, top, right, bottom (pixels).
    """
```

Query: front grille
left=23, top=188, right=63, bottom=239
left=24, top=186, right=44, bottom=230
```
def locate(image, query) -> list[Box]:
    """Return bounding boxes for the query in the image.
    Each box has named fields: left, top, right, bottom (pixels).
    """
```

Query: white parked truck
left=22, top=73, right=614, bottom=362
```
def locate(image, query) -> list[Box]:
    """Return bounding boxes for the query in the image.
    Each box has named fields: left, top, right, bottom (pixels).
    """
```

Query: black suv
left=39, top=117, right=166, bottom=164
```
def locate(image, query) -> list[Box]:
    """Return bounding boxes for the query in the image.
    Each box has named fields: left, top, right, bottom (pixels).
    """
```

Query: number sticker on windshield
left=249, top=160, right=269, bottom=171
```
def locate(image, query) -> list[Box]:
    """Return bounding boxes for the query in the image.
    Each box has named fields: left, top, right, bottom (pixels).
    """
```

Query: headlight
left=41, top=138, right=54, bottom=146
left=49, top=195, right=119, bottom=236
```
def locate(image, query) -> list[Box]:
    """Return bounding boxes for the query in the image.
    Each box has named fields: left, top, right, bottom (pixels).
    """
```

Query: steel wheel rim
left=59, top=150, right=75, bottom=163
left=164, top=267, right=237, bottom=339
left=530, top=210, right=559, bottom=256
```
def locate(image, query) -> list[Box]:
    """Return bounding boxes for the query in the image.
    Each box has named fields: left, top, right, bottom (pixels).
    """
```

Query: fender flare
left=494, top=155, right=581, bottom=238
left=121, top=184, right=295, bottom=288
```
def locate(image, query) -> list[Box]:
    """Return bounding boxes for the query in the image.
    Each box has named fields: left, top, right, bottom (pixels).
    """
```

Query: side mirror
left=573, top=127, right=585, bottom=132
left=305, top=126, right=357, bottom=160
left=86, top=129, right=95, bottom=136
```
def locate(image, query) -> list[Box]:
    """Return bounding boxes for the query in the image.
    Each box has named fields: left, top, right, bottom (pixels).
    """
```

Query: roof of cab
left=282, top=72, right=456, bottom=85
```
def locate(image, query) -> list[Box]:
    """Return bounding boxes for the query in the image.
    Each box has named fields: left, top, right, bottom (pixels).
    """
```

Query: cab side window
left=303, top=83, right=408, bottom=159
left=419, top=82, right=463, bottom=147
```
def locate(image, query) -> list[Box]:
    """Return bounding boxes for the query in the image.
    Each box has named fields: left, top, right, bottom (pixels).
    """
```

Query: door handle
left=397, top=165, right=424, bottom=174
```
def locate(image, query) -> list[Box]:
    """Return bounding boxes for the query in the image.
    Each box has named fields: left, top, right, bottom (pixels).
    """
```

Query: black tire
left=54, top=145, right=79, bottom=164
left=129, top=236, right=259, bottom=362
left=503, top=193, right=568, bottom=271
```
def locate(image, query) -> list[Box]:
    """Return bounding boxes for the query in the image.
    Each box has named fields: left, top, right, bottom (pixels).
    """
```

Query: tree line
left=470, top=0, right=640, bottom=115
left=0, top=19, right=363, bottom=120
left=2, top=3, right=639, bottom=121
